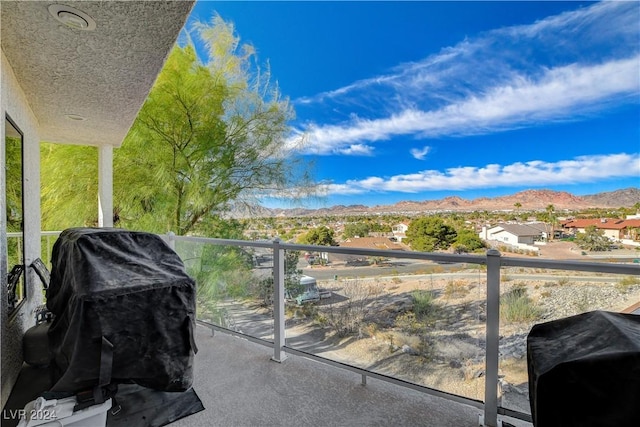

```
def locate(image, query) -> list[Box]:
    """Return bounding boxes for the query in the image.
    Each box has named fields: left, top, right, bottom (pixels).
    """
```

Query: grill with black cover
left=527, top=310, right=640, bottom=427
left=46, top=228, right=197, bottom=394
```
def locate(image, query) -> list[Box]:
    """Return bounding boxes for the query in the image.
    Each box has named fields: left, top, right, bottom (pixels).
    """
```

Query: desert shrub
left=416, top=334, right=436, bottom=361
left=619, top=275, right=640, bottom=286
left=363, top=322, right=379, bottom=338
left=444, top=280, right=470, bottom=299
left=412, top=290, right=438, bottom=320
left=396, top=312, right=422, bottom=334
left=500, top=284, right=542, bottom=323
left=616, top=275, right=640, bottom=291
left=323, top=279, right=383, bottom=337
left=572, top=290, right=591, bottom=313
left=287, top=303, right=318, bottom=319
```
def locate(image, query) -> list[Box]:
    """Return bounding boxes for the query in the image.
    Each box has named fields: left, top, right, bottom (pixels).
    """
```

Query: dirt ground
left=505, top=240, right=639, bottom=260
left=532, top=241, right=579, bottom=259
left=284, top=248, right=640, bottom=411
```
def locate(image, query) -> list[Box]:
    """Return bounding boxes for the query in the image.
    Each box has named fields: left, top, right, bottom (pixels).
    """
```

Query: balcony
left=4, top=232, right=639, bottom=426
left=174, top=324, right=483, bottom=427
left=163, top=234, right=640, bottom=427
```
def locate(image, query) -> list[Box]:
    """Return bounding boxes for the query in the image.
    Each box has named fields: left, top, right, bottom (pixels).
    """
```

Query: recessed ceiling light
left=65, top=114, right=86, bottom=121
left=48, top=4, right=96, bottom=31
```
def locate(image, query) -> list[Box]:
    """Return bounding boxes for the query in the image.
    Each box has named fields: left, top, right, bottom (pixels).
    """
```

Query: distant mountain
left=227, top=188, right=640, bottom=218
left=581, top=188, right=640, bottom=208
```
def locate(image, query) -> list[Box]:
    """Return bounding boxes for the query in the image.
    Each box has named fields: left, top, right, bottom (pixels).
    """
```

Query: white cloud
left=337, top=144, right=374, bottom=156
left=410, top=146, right=432, bottom=160
left=321, top=153, right=640, bottom=195
left=288, top=1, right=640, bottom=156
left=291, top=56, right=639, bottom=154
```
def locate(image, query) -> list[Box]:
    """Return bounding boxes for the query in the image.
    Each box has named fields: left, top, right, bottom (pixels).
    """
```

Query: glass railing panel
left=284, top=253, right=487, bottom=402
left=174, top=239, right=275, bottom=343
left=40, top=231, right=61, bottom=268
left=498, top=265, right=640, bottom=416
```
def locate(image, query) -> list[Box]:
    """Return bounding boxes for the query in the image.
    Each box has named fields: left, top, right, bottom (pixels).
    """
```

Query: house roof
left=340, top=237, right=406, bottom=251
left=523, top=222, right=549, bottom=233
left=562, top=218, right=640, bottom=230
left=1, top=1, right=194, bottom=147
left=490, top=223, right=543, bottom=237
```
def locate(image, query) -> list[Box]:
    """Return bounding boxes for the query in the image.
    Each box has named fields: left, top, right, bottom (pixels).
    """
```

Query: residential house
left=333, top=236, right=406, bottom=264
left=0, top=0, right=194, bottom=408
left=562, top=218, right=640, bottom=242
left=392, top=221, right=410, bottom=242
left=479, top=223, right=546, bottom=246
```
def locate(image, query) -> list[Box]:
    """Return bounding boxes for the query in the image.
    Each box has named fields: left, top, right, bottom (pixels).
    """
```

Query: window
left=5, top=115, right=25, bottom=314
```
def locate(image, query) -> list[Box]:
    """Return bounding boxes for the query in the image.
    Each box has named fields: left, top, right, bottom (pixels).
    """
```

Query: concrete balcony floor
left=175, top=324, right=484, bottom=427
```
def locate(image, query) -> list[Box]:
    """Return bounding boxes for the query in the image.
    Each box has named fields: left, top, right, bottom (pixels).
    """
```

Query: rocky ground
left=205, top=240, right=640, bottom=419
left=283, top=262, right=640, bottom=415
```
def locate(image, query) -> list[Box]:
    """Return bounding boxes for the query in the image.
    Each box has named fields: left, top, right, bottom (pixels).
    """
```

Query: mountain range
left=232, top=188, right=640, bottom=218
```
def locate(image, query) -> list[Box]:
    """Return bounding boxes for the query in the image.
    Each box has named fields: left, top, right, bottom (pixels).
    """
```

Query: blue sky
left=187, top=1, right=640, bottom=208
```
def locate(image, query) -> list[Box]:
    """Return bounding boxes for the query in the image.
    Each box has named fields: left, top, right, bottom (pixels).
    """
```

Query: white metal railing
left=163, top=233, right=640, bottom=427
left=8, top=231, right=61, bottom=267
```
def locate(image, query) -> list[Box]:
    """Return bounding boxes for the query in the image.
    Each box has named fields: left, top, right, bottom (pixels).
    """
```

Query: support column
left=98, top=145, right=113, bottom=227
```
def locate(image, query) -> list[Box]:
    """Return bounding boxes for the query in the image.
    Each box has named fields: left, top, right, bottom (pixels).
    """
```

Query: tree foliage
left=453, top=228, right=486, bottom=253
left=343, top=222, right=370, bottom=238
left=405, top=217, right=457, bottom=252
left=41, top=15, right=312, bottom=235
left=40, top=144, right=98, bottom=229
left=574, top=226, right=613, bottom=252
left=5, top=135, right=23, bottom=233
left=298, top=226, right=336, bottom=246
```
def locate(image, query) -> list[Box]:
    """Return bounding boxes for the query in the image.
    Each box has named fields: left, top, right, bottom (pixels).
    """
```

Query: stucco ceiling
left=1, top=1, right=194, bottom=147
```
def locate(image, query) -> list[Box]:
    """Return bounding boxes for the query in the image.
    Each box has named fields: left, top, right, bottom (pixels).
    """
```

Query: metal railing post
left=483, top=249, right=501, bottom=427
left=272, top=238, right=287, bottom=362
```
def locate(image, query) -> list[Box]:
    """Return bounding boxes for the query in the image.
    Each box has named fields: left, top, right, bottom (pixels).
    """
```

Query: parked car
left=286, top=275, right=320, bottom=304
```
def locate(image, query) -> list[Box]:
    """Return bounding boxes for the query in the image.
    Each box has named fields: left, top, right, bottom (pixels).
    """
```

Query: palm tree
left=546, top=204, right=556, bottom=241
left=514, top=202, right=522, bottom=219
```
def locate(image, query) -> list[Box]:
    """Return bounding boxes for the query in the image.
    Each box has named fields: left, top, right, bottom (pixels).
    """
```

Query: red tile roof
left=562, top=218, right=640, bottom=230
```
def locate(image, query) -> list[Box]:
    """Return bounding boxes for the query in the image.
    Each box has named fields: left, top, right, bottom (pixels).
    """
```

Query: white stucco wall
left=575, top=227, right=622, bottom=241
left=1, top=49, right=43, bottom=408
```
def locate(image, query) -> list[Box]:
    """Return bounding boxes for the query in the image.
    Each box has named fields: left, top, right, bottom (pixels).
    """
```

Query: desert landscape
left=200, top=241, right=640, bottom=416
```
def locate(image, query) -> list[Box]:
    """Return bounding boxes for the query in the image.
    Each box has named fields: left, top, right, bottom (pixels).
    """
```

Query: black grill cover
left=46, top=228, right=197, bottom=393
left=527, top=310, right=640, bottom=427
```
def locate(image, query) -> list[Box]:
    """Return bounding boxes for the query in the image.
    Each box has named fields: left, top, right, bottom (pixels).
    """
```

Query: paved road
left=302, top=259, right=466, bottom=281
left=302, top=262, right=631, bottom=284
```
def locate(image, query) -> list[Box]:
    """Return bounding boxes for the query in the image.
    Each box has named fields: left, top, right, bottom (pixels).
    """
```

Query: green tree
left=452, top=228, right=486, bottom=253
left=574, top=226, right=612, bottom=251
left=5, top=134, right=23, bottom=233
left=513, top=202, right=522, bottom=219
left=40, top=144, right=99, bottom=229
left=298, top=226, right=336, bottom=246
left=546, top=204, right=556, bottom=241
left=405, top=217, right=457, bottom=252
left=343, top=222, right=370, bottom=238
left=369, top=221, right=392, bottom=233
left=41, top=15, right=312, bottom=235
